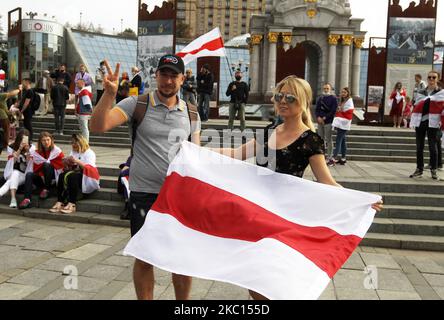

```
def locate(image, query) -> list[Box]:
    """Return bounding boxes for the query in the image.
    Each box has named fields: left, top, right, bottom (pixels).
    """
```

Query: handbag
left=129, top=87, right=139, bottom=96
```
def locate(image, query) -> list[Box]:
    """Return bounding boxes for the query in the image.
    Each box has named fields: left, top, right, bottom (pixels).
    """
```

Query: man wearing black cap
left=90, top=54, right=201, bottom=300
left=196, top=64, right=214, bottom=121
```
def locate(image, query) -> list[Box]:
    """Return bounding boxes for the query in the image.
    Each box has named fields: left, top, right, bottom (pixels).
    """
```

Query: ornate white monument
left=249, top=0, right=366, bottom=101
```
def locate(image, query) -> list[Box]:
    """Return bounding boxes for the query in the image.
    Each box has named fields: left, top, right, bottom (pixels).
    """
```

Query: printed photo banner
left=137, top=1, right=176, bottom=92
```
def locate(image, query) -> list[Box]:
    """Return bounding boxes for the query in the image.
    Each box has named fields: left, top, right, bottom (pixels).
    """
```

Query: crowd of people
left=87, top=54, right=383, bottom=301
left=0, top=61, right=122, bottom=212
left=0, top=51, right=442, bottom=300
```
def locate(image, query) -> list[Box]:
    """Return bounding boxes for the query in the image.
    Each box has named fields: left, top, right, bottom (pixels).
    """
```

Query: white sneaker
left=9, top=198, right=17, bottom=208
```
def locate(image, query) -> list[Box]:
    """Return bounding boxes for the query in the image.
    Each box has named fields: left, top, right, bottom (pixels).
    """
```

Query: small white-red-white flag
left=0, top=69, right=5, bottom=87
left=177, top=28, right=226, bottom=65
left=124, top=142, right=380, bottom=300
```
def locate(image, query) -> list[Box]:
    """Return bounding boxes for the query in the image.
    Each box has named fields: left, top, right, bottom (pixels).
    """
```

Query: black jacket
left=52, top=70, right=72, bottom=89
left=315, top=94, right=338, bottom=125
left=50, top=83, right=70, bottom=107
left=226, top=81, right=249, bottom=104
left=131, top=74, right=142, bottom=90
left=196, top=72, right=214, bottom=95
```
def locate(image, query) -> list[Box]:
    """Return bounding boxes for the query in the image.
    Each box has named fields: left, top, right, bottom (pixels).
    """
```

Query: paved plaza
left=1, top=213, right=444, bottom=300
left=0, top=121, right=443, bottom=300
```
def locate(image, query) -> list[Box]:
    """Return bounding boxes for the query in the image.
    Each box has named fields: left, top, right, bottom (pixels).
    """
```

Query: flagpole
left=226, top=56, right=234, bottom=81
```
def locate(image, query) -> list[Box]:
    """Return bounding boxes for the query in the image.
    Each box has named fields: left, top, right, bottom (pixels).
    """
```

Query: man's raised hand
left=103, top=60, right=121, bottom=96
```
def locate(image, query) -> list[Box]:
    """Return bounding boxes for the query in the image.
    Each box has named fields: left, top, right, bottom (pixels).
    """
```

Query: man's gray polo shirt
left=115, top=91, right=201, bottom=194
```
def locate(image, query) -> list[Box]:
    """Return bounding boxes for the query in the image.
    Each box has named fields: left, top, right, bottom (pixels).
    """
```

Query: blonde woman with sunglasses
left=213, top=76, right=383, bottom=299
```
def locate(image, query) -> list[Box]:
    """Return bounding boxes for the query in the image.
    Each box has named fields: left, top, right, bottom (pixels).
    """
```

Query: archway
left=303, top=40, right=322, bottom=101
left=276, top=39, right=322, bottom=101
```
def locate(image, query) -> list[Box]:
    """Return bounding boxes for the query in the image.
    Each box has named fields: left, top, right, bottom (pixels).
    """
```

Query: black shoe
left=409, top=169, right=423, bottom=178
left=120, top=209, right=130, bottom=220
left=338, top=158, right=347, bottom=165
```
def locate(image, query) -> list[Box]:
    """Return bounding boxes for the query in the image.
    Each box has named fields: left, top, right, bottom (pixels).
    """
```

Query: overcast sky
left=1, top=0, right=443, bottom=43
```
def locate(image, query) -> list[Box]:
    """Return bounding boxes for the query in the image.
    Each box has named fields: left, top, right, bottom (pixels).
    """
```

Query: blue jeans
left=334, top=128, right=348, bottom=159
left=198, top=93, right=210, bottom=121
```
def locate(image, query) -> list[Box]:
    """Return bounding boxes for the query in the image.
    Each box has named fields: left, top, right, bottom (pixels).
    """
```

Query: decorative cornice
left=281, top=32, right=292, bottom=44
left=342, top=35, right=354, bottom=46
left=328, top=34, right=341, bottom=46
left=353, top=37, right=365, bottom=49
left=251, top=34, right=263, bottom=46
left=268, top=32, right=279, bottom=43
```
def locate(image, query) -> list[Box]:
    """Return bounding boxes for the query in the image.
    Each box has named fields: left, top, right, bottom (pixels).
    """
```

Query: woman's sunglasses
left=428, top=76, right=437, bottom=80
left=274, top=93, right=297, bottom=104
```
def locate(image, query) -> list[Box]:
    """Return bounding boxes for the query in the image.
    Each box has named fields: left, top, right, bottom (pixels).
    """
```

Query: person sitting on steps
left=18, top=132, right=64, bottom=209
left=49, top=133, right=100, bottom=214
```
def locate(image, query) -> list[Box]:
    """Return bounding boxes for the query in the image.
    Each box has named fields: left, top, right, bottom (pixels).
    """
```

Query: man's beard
left=158, top=88, right=177, bottom=99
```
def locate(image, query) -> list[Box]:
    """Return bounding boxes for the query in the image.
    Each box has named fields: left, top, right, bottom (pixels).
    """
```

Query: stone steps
left=2, top=203, right=444, bottom=251
left=5, top=118, right=444, bottom=251
left=370, top=217, right=444, bottom=237
left=361, top=233, right=444, bottom=251
left=0, top=204, right=129, bottom=228
left=380, top=205, right=444, bottom=221
left=381, top=192, right=444, bottom=207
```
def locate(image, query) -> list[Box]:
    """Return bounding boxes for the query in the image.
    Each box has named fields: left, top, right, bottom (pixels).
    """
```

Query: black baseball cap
left=157, top=54, right=185, bottom=74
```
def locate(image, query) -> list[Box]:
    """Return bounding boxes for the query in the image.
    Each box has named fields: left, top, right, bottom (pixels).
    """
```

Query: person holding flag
left=409, top=70, right=444, bottom=181
left=19, top=132, right=65, bottom=209
left=329, top=87, right=354, bottom=166
left=124, top=75, right=383, bottom=300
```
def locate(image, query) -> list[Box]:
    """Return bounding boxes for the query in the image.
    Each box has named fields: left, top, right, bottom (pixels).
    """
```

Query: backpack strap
left=131, top=93, right=149, bottom=156
left=186, top=101, right=199, bottom=142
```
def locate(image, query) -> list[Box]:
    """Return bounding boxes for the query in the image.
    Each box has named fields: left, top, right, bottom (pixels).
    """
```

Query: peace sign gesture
left=103, top=60, right=121, bottom=96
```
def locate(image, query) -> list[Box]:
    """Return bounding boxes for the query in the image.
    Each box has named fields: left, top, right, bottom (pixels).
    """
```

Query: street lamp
left=231, top=59, right=249, bottom=73
left=121, top=19, right=123, bottom=33
left=26, top=12, right=38, bottom=19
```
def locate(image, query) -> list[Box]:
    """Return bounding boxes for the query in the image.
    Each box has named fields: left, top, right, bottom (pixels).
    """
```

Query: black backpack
left=30, top=89, right=41, bottom=112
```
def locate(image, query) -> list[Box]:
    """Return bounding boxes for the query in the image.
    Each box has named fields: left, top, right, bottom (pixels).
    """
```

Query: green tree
left=118, top=28, right=137, bottom=39
left=176, top=20, right=192, bottom=40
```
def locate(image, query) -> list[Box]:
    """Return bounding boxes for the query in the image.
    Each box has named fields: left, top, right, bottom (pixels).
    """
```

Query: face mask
left=235, top=76, right=242, bottom=81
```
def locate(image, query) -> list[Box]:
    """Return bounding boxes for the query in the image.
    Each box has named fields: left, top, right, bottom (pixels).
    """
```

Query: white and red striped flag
left=332, top=98, right=355, bottom=131
left=410, top=89, right=444, bottom=129
left=177, top=28, right=226, bottom=65
left=124, top=142, right=380, bottom=300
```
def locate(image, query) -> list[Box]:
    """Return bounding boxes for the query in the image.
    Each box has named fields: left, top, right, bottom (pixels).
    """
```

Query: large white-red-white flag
left=124, top=142, right=380, bottom=300
left=177, top=28, right=226, bottom=65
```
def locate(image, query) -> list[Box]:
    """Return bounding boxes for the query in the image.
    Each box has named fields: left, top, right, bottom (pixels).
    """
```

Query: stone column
left=352, top=37, right=364, bottom=97
left=266, top=32, right=279, bottom=96
left=327, top=34, right=340, bottom=90
left=249, top=34, right=263, bottom=95
left=340, top=35, right=353, bottom=90
left=282, top=32, right=292, bottom=52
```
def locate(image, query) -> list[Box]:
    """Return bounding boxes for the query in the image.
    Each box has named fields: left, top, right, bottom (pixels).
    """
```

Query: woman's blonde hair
left=274, top=75, right=315, bottom=132
left=71, top=133, right=89, bottom=153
